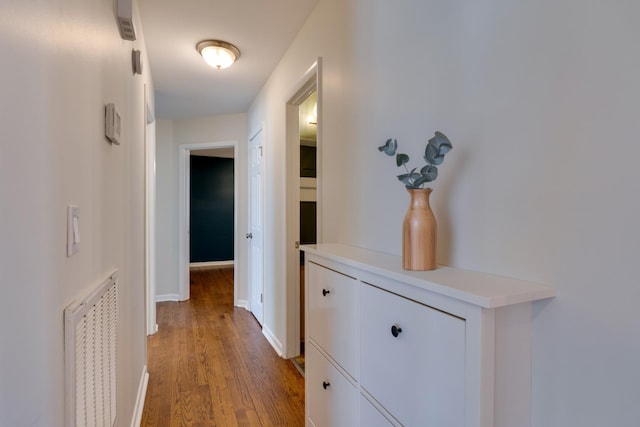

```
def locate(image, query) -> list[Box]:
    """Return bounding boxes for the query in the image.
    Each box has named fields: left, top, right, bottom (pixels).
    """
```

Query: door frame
left=284, top=58, right=322, bottom=358
left=144, top=86, right=157, bottom=336
left=178, top=141, right=239, bottom=302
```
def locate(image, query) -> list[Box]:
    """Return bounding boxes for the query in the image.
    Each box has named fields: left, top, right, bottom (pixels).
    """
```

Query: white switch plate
left=67, top=205, right=80, bottom=257
left=105, top=103, right=122, bottom=145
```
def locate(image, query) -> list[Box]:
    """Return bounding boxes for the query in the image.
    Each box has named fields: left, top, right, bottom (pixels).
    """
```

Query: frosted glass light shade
left=196, top=40, right=240, bottom=70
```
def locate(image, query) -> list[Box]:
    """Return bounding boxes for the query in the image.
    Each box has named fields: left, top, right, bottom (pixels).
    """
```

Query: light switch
left=73, top=216, right=80, bottom=244
left=67, top=205, right=80, bottom=257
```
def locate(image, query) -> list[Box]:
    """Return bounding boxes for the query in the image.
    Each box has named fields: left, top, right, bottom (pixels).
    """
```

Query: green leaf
left=405, top=172, right=424, bottom=188
left=420, top=164, right=438, bottom=182
left=397, top=174, right=412, bottom=185
left=397, top=171, right=421, bottom=186
left=424, top=131, right=453, bottom=165
left=424, top=144, right=442, bottom=165
left=378, top=138, right=398, bottom=156
left=433, top=131, right=453, bottom=154
left=396, top=153, right=409, bottom=167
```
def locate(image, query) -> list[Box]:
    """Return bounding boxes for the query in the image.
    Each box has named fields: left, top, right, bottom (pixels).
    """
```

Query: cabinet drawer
left=307, top=262, right=358, bottom=377
left=360, top=283, right=466, bottom=427
left=307, top=343, right=358, bottom=427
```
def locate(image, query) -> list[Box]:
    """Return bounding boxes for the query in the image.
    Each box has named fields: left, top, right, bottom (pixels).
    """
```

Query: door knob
left=246, top=233, right=253, bottom=239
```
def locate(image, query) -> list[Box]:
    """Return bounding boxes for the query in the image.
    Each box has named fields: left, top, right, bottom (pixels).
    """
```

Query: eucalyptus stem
left=402, top=164, right=414, bottom=186
left=378, top=132, right=452, bottom=189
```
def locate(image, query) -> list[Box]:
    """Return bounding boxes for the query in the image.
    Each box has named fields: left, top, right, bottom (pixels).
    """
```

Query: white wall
left=155, top=113, right=248, bottom=302
left=0, top=1, right=152, bottom=425
left=249, top=0, right=640, bottom=425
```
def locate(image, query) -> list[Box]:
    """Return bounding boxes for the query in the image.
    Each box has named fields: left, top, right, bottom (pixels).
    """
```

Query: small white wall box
left=132, top=49, right=143, bottom=75
left=117, top=0, right=136, bottom=41
left=105, top=103, right=121, bottom=145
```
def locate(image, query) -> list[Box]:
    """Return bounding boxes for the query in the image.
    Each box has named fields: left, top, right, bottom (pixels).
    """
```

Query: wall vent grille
left=117, top=0, right=136, bottom=41
left=64, top=271, right=118, bottom=427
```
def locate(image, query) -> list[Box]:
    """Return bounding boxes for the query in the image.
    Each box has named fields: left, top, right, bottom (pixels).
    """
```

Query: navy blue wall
left=190, top=155, right=234, bottom=262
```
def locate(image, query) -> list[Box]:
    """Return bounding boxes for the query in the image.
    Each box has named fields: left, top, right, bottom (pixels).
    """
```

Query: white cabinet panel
left=307, top=262, right=358, bottom=377
left=360, top=283, right=466, bottom=427
left=307, top=343, right=359, bottom=427
left=360, top=394, right=394, bottom=427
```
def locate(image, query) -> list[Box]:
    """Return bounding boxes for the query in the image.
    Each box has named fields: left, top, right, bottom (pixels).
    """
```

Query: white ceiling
left=138, top=0, right=318, bottom=120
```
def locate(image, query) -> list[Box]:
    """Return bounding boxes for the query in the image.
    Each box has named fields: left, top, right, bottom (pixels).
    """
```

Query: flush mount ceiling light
left=196, top=40, right=240, bottom=70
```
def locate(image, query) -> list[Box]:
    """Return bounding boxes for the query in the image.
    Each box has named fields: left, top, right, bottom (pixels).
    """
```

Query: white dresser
left=302, top=243, right=555, bottom=427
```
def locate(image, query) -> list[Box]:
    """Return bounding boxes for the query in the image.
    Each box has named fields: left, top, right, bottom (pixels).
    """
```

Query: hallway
left=141, top=268, right=305, bottom=426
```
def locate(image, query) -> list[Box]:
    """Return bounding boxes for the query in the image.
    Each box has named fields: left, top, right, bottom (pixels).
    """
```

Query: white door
left=248, top=129, right=264, bottom=325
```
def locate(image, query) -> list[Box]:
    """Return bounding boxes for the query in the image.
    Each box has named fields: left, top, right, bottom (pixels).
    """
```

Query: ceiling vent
left=117, top=0, right=136, bottom=41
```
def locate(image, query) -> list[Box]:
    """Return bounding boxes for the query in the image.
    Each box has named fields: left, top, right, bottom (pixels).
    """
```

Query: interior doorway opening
left=189, top=148, right=236, bottom=269
left=178, top=141, right=240, bottom=304
left=284, top=59, right=322, bottom=359
left=298, top=90, right=318, bottom=363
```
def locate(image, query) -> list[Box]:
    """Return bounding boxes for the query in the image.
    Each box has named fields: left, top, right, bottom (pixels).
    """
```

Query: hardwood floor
left=141, top=268, right=305, bottom=426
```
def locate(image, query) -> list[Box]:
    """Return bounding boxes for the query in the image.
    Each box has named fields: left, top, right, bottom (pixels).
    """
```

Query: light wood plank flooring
left=141, top=268, right=305, bottom=426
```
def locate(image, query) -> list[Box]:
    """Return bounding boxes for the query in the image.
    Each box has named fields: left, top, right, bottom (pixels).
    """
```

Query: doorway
left=298, top=90, right=318, bottom=363
left=284, top=59, right=322, bottom=359
left=178, top=141, right=239, bottom=303
left=190, top=149, right=235, bottom=267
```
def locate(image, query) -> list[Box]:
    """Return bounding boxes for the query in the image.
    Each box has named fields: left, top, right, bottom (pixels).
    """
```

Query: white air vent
left=64, top=272, right=118, bottom=427
left=117, top=0, right=136, bottom=41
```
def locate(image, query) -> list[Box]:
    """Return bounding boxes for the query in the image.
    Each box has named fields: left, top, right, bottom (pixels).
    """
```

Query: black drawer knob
left=322, top=289, right=330, bottom=296
left=391, top=324, right=403, bottom=338
left=322, top=381, right=330, bottom=390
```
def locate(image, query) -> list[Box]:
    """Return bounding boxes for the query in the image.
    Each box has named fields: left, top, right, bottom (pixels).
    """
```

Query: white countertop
left=301, top=243, right=555, bottom=309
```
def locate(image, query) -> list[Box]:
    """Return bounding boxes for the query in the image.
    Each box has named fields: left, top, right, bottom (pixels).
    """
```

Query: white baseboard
left=262, top=325, right=284, bottom=357
left=130, top=365, right=149, bottom=427
left=190, top=260, right=234, bottom=269
left=156, top=293, right=180, bottom=302
left=236, top=299, right=250, bottom=310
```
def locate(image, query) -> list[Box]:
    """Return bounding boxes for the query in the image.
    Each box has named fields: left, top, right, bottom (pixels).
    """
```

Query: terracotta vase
left=403, top=188, right=436, bottom=271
